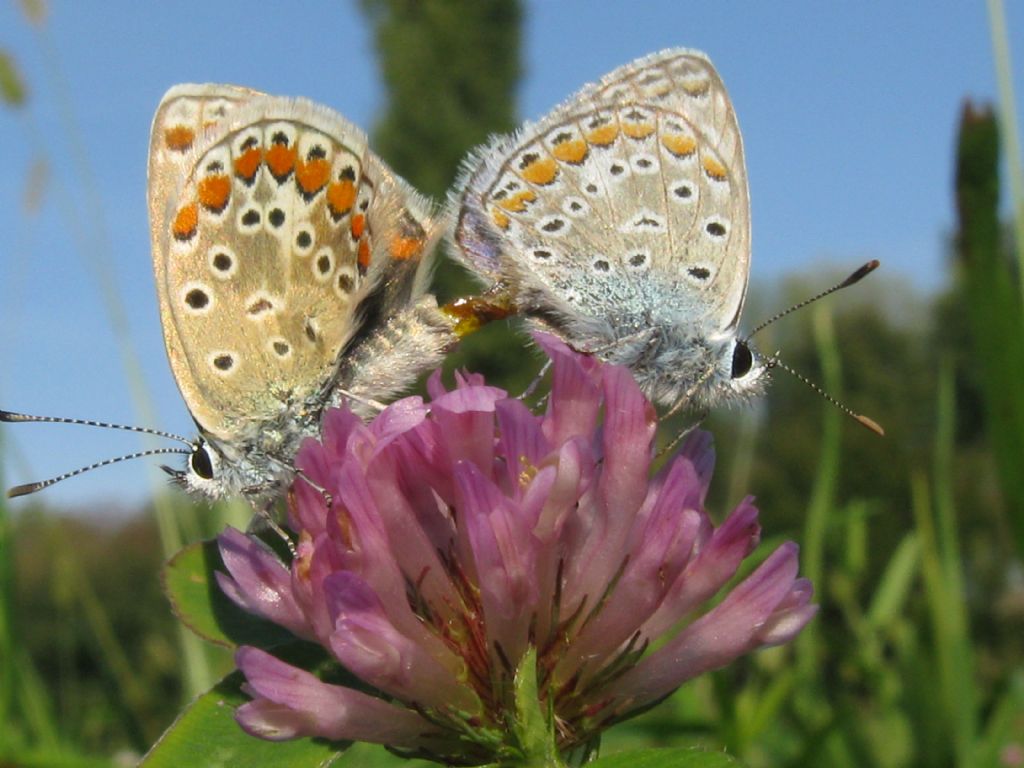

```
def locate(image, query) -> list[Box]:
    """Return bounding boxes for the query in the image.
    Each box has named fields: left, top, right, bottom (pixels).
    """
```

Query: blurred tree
left=360, top=0, right=521, bottom=203
left=359, top=0, right=533, bottom=389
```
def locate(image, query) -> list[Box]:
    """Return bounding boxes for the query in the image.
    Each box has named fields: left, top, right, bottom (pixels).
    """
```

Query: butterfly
left=146, top=84, right=454, bottom=505
left=448, top=48, right=765, bottom=414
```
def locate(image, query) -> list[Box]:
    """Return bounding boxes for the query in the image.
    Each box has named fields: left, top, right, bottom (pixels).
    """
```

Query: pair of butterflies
left=5, top=48, right=865, bottom=507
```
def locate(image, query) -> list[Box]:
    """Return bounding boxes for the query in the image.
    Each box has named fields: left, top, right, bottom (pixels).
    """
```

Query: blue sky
left=0, top=1, right=1020, bottom=510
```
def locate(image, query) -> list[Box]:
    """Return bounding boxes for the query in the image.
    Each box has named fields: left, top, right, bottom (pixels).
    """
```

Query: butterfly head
left=162, top=434, right=293, bottom=505
left=673, top=331, right=771, bottom=412
left=720, top=335, right=771, bottom=401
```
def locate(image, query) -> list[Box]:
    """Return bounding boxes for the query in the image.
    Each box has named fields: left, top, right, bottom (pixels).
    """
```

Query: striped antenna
left=1, top=408, right=197, bottom=497
left=767, top=356, right=884, bottom=436
left=0, top=409, right=193, bottom=445
left=748, top=260, right=880, bottom=339
left=7, top=447, right=192, bottom=497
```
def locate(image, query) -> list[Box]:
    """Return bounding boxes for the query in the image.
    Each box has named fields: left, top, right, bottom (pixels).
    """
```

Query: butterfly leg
left=658, top=408, right=709, bottom=459
left=335, top=388, right=387, bottom=413
left=248, top=504, right=297, bottom=557
left=519, top=359, right=552, bottom=401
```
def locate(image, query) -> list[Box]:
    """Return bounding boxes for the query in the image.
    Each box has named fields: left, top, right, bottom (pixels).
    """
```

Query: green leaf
left=511, top=647, right=561, bottom=767
left=865, top=532, right=920, bottom=628
left=162, top=538, right=296, bottom=649
left=141, top=670, right=346, bottom=767
left=589, top=747, right=744, bottom=767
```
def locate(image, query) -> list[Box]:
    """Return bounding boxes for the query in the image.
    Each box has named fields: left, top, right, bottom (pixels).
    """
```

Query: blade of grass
left=797, top=305, right=842, bottom=683
left=986, top=0, right=1024, bottom=301
left=911, top=456, right=976, bottom=767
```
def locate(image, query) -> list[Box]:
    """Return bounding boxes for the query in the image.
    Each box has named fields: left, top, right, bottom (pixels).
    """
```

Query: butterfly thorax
left=628, top=325, right=769, bottom=411
left=178, top=398, right=321, bottom=503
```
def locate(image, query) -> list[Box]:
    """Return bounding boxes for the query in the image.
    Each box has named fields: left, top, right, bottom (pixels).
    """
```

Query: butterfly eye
left=730, top=340, right=754, bottom=379
left=190, top=443, right=215, bottom=480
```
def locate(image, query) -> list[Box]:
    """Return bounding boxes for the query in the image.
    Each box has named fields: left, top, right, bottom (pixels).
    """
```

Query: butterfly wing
left=148, top=86, right=445, bottom=443
left=451, top=49, right=750, bottom=345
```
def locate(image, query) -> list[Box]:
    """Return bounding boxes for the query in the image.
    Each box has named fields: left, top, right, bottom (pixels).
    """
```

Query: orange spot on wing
left=357, top=239, right=370, bottom=272
left=197, top=174, right=231, bottom=213
left=662, top=134, right=697, bottom=157
left=296, top=157, right=330, bottom=196
left=520, top=157, right=559, bottom=186
left=491, top=208, right=510, bottom=229
left=234, top=146, right=262, bottom=182
left=586, top=123, right=619, bottom=147
left=702, top=155, right=728, bottom=181
left=552, top=138, right=589, bottom=164
left=389, top=236, right=422, bottom=260
left=327, top=180, right=356, bottom=219
left=622, top=122, right=655, bottom=140
left=350, top=213, right=366, bottom=239
left=496, top=189, right=537, bottom=212
left=172, top=202, right=198, bottom=241
left=164, top=125, right=194, bottom=152
left=266, top=143, right=297, bottom=180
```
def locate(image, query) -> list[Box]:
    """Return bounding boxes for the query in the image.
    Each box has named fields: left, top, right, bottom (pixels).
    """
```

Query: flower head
left=218, top=335, right=816, bottom=763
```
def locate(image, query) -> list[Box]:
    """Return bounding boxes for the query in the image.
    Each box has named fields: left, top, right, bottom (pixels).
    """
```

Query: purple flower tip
left=221, top=333, right=814, bottom=761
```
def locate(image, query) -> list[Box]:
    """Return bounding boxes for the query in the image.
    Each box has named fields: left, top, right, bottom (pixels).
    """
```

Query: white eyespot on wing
left=702, top=216, right=730, bottom=241
left=207, top=245, right=238, bottom=280
left=684, top=263, right=716, bottom=287
left=590, top=254, right=613, bottom=275
left=536, top=215, right=571, bottom=237
left=207, top=350, right=239, bottom=376
left=531, top=246, right=559, bottom=264
left=312, top=247, right=335, bottom=282
left=561, top=195, right=591, bottom=218
left=602, top=154, right=632, bottom=184
left=181, top=282, right=214, bottom=315
left=624, top=249, right=651, bottom=272
left=245, top=290, right=281, bottom=321
left=265, top=202, right=289, bottom=235
left=334, top=265, right=356, bottom=299
left=668, top=179, right=699, bottom=205
left=629, top=152, right=660, bottom=175
left=620, top=209, right=667, bottom=235
left=293, top=222, right=316, bottom=256
left=268, top=337, right=293, bottom=360
left=236, top=203, right=263, bottom=234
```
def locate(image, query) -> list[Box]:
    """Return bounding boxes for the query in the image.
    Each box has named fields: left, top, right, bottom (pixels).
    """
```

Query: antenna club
left=8, top=483, right=38, bottom=498
left=855, top=414, right=885, bottom=436
left=769, top=357, right=885, bottom=437
left=841, top=259, right=881, bottom=288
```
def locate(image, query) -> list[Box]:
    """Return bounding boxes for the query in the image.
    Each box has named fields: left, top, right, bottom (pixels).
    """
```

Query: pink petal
left=324, top=573, right=478, bottom=713
left=216, top=527, right=311, bottom=640
left=610, top=542, right=811, bottom=708
left=235, top=646, right=440, bottom=747
left=535, top=333, right=603, bottom=447
left=455, top=459, right=539, bottom=663
left=495, top=398, right=551, bottom=497
left=641, top=497, right=761, bottom=639
left=430, top=384, right=505, bottom=476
